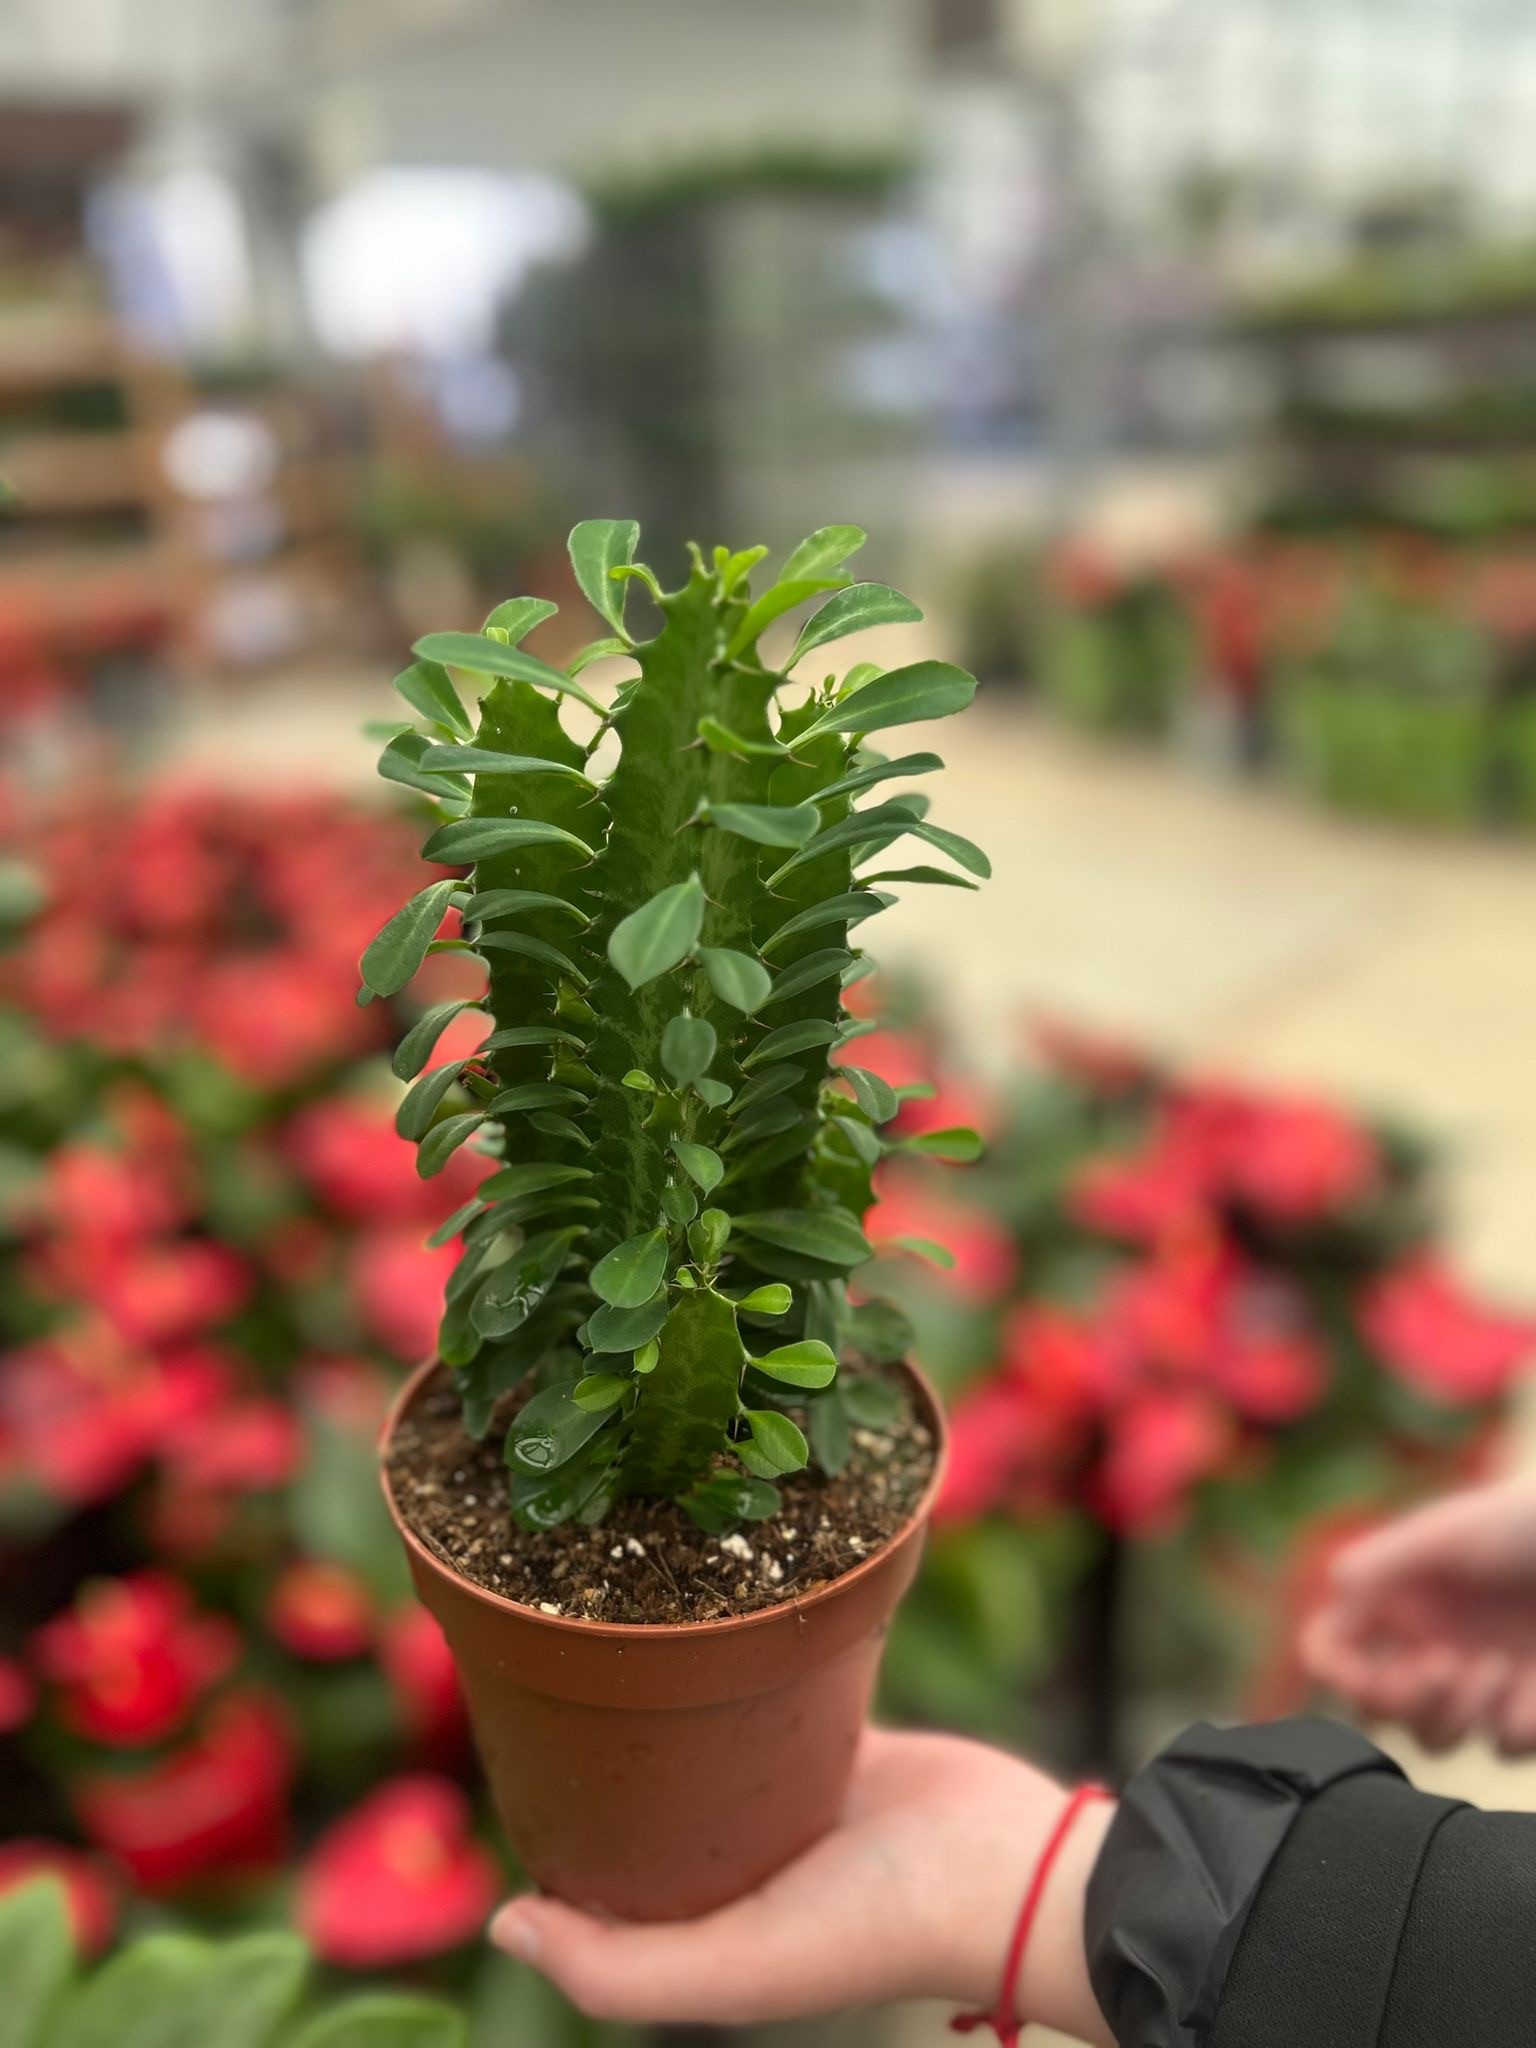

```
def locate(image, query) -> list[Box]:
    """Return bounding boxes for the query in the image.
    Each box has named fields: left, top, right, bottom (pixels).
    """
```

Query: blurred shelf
left=0, top=429, right=155, bottom=513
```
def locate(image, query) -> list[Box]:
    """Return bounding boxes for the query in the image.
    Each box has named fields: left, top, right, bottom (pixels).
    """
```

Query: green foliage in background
left=0, top=1883, right=465, bottom=2048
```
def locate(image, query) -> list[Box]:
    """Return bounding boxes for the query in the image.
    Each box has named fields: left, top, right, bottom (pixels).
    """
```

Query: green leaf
left=395, top=1059, right=468, bottom=1140
left=836, top=1063, right=900, bottom=1124
left=681, top=1472, right=781, bottom=1532
left=568, top=518, right=640, bottom=636
left=506, top=1381, right=614, bottom=1474
left=660, top=1012, right=716, bottom=1084
left=476, top=930, right=587, bottom=979
left=860, top=863, right=979, bottom=891
left=809, top=1390, right=852, bottom=1475
left=891, top=1234, right=956, bottom=1269
left=590, top=1227, right=670, bottom=1308
left=483, top=594, right=559, bottom=639
left=717, top=544, right=769, bottom=595
left=287, top=1993, right=467, bottom=2048
left=732, top=1065, right=803, bottom=1120
left=393, top=999, right=482, bottom=1080
left=705, top=801, right=820, bottom=848
left=569, top=635, right=631, bottom=674
left=50, top=1932, right=308, bottom=2048
left=765, top=800, right=919, bottom=884
left=788, top=582, right=923, bottom=668
left=844, top=1373, right=906, bottom=1426
left=480, top=1161, right=594, bottom=1205
left=461, top=888, right=591, bottom=925
left=587, top=1292, right=670, bottom=1354
left=798, top=660, right=977, bottom=741
left=761, top=947, right=851, bottom=1007
left=687, top=1206, right=731, bottom=1263
left=607, top=875, right=704, bottom=990
left=902, top=1125, right=984, bottom=1162
left=660, top=1184, right=698, bottom=1225
left=830, top=1114, right=883, bottom=1167
left=697, top=716, right=787, bottom=759
left=673, top=1140, right=723, bottom=1193
left=694, top=1076, right=733, bottom=1108
left=780, top=523, right=867, bottom=583
left=421, top=817, right=594, bottom=863
left=0, top=1878, right=72, bottom=2048
left=634, top=1338, right=660, bottom=1374
left=905, top=819, right=990, bottom=879
left=699, top=946, right=772, bottom=1013
left=361, top=879, right=459, bottom=997
left=413, top=632, right=607, bottom=716
left=752, top=1340, right=837, bottom=1389
left=742, top=1017, right=840, bottom=1066
left=484, top=1082, right=584, bottom=1114
left=573, top=1373, right=630, bottom=1412
left=726, top=578, right=848, bottom=662
left=415, top=1112, right=484, bottom=1178
left=734, top=1207, right=872, bottom=1267
left=479, top=1023, right=584, bottom=1051
left=394, top=660, right=472, bottom=737
left=378, top=731, right=470, bottom=802
left=737, top=1283, right=792, bottom=1315
left=425, top=1196, right=486, bottom=1249
left=817, top=751, right=944, bottom=803
left=419, top=744, right=590, bottom=781
left=742, top=1408, right=810, bottom=1474
left=761, top=891, right=886, bottom=954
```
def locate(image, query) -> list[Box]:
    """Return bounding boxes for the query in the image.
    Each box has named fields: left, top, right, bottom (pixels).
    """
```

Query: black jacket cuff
left=1084, top=1718, right=1405, bottom=2047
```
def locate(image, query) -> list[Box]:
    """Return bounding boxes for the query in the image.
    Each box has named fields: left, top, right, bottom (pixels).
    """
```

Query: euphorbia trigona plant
left=361, top=520, right=985, bottom=1535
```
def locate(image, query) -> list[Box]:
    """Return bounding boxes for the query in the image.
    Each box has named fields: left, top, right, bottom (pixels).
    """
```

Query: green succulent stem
left=362, top=520, right=985, bottom=1531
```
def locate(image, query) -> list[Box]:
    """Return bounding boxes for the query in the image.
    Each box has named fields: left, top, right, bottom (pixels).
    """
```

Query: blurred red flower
left=297, top=1776, right=498, bottom=1968
left=267, top=1563, right=374, bottom=1663
left=867, top=1171, right=1017, bottom=1304
left=350, top=1229, right=456, bottom=1363
left=0, top=1840, right=118, bottom=1955
left=1364, top=1259, right=1536, bottom=1405
left=380, top=1606, right=467, bottom=1759
left=74, top=1691, right=294, bottom=1893
left=1090, top=1391, right=1232, bottom=1535
left=32, top=1573, right=239, bottom=1749
left=0, top=1657, right=36, bottom=1735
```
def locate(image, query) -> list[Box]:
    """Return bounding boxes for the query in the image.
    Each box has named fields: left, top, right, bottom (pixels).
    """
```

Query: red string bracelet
left=951, top=1783, right=1112, bottom=2048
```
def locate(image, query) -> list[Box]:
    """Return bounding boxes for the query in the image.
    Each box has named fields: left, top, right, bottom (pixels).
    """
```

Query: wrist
left=938, top=1781, right=1117, bottom=2047
left=1017, top=1798, right=1116, bottom=2044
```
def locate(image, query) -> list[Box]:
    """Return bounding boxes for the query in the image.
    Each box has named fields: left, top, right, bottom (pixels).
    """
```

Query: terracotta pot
left=379, top=1356, right=946, bottom=1922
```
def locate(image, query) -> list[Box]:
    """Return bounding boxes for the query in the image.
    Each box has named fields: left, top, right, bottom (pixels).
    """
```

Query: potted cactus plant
left=372, top=520, right=985, bottom=1919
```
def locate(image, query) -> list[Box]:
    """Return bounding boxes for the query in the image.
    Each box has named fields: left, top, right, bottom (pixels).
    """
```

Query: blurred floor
left=171, top=674, right=1536, bottom=2046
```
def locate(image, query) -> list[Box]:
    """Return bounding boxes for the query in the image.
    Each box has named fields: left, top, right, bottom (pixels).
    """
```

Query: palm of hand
left=1305, top=1478, right=1536, bottom=1754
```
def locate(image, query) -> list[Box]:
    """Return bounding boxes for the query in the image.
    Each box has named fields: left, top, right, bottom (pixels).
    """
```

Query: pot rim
left=380, top=1351, right=948, bottom=1645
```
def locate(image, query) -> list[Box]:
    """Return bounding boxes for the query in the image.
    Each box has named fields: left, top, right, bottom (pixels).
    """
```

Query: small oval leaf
left=590, top=1227, right=670, bottom=1308
left=361, top=879, right=459, bottom=997
left=752, top=1340, right=837, bottom=1389
left=699, top=947, right=772, bottom=1014
left=608, top=876, right=704, bottom=991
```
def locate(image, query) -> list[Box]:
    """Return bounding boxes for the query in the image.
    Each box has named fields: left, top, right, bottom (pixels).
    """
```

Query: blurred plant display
left=1010, top=536, right=1536, bottom=829
left=865, top=1001, right=1533, bottom=1767
left=0, top=782, right=629, bottom=2037
left=0, top=1876, right=468, bottom=2048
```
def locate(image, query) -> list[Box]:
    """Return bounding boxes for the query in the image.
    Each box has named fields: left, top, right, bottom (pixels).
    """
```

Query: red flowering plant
left=864, top=996, right=1533, bottom=1768
left=0, top=782, right=535, bottom=2004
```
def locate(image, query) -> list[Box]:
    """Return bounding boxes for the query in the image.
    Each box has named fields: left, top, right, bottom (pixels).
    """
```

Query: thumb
left=490, top=1888, right=845, bottom=2027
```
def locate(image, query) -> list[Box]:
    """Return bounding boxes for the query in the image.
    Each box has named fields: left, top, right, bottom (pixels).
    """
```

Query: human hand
left=490, top=1726, right=1114, bottom=2042
left=1304, top=1475, right=1536, bottom=1754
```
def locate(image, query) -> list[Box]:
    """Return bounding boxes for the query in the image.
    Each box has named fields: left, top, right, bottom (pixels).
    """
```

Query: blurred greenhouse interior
left=6, top=3, right=1536, bottom=2044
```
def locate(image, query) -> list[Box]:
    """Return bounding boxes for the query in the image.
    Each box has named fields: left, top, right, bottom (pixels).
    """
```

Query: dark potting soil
left=386, top=1364, right=937, bottom=1626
